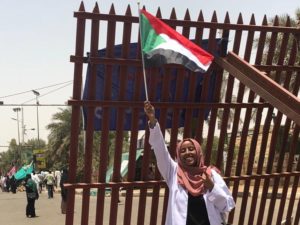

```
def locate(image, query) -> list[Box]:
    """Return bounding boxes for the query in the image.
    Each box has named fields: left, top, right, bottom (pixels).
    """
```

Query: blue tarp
left=82, top=39, right=228, bottom=131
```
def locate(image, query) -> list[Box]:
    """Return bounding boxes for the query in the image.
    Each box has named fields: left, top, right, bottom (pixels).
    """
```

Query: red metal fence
left=65, top=2, right=300, bottom=225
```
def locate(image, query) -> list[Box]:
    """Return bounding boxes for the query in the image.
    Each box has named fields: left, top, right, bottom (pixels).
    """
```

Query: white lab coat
left=149, top=123, right=235, bottom=225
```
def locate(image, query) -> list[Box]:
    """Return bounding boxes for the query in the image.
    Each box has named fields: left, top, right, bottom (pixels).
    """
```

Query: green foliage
left=45, top=107, right=130, bottom=182
left=201, top=134, right=238, bottom=174
left=201, top=137, right=220, bottom=165
left=27, top=138, right=46, bottom=149
left=261, top=10, right=300, bottom=66
left=0, top=138, right=46, bottom=175
left=276, top=126, right=300, bottom=154
left=46, top=107, right=77, bottom=170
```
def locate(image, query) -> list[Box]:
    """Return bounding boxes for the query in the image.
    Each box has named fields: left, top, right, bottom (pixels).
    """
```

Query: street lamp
left=24, top=127, right=35, bottom=133
left=21, top=106, right=25, bottom=144
left=12, top=107, right=21, bottom=145
left=23, top=125, right=35, bottom=141
left=32, top=90, right=40, bottom=147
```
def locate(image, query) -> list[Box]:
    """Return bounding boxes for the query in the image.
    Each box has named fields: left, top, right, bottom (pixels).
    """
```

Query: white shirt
left=31, top=173, right=40, bottom=184
left=31, top=173, right=40, bottom=189
left=149, top=123, right=235, bottom=225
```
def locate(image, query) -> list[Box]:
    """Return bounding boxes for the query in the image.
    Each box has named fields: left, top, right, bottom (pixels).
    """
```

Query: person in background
left=4, top=175, right=10, bottom=192
left=31, top=171, right=41, bottom=194
left=60, top=168, right=68, bottom=214
left=147, top=166, right=155, bottom=180
left=0, top=175, right=4, bottom=192
left=25, top=174, right=39, bottom=218
left=144, top=101, right=235, bottom=225
left=45, top=170, right=55, bottom=199
left=54, top=170, right=61, bottom=189
left=37, top=172, right=45, bottom=193
left=10, top=176, right=17, bottom=194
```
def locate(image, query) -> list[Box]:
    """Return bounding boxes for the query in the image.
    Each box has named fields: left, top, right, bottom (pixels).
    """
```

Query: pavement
left=0, top=190, right=66, bottom=225
left=1, top=186, right=299, bottom=225
left=0, top=188, right=164, bottom=225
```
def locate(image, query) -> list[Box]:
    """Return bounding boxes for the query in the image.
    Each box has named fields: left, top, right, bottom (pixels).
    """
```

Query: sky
left=0, top=0, right=299, bottom=152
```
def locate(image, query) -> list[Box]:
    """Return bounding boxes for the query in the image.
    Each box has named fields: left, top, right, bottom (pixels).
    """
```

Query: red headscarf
left=176, top=138, right=216, bottom=196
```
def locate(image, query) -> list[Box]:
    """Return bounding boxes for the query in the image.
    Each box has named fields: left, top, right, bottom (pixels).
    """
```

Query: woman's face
left=179, top=140, right=197, bottom=167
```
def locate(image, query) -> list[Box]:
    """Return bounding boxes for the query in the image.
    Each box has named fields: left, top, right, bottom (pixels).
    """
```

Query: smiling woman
left=144, top=101, right=235, bottom=225
left=176, top=138, right=216, bottom=194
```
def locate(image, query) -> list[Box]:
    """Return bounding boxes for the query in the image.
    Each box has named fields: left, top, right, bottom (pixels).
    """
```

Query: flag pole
left=137, top=1, right=149, bottom=101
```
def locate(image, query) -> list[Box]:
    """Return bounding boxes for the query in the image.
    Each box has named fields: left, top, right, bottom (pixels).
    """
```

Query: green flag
left=14, top=163, right=34, bottom=180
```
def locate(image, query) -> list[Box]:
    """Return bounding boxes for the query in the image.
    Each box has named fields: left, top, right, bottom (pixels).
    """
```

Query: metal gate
left=65, top=2, right=300, bottom=225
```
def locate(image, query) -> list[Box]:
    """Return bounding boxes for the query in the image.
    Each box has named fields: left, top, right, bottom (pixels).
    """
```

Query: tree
left=259, top=8, right=300, bottom=89
left=0, top=137, right=46, bottom=175
left=46, top=107, right=77, bottom=170
left=46, top=106, right=132, bottom=181
left=26, top=139, right=46, bottom=150
left=258, top=9, right=300, bottom=61
left=0, top=139, right=18, bottom=175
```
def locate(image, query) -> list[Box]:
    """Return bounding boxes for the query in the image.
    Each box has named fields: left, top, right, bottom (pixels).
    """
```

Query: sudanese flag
left=140, top=9, right=214, bottom=72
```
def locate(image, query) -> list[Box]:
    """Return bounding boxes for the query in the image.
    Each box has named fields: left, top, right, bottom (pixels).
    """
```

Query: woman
left=25, top=174, right=39, bottom=218
left=144, top=101, right=235, bottom=225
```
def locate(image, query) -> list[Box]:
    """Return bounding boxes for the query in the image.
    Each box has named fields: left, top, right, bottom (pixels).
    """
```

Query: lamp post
left=12, top=107, right=22, bottom=166
left=32, top=90, right=40, bottom=147
left=24, top=126, right=35, bottom=142
left=21, top=106, right=25, bottom=144
left=12, top=107, right=21, bottom=145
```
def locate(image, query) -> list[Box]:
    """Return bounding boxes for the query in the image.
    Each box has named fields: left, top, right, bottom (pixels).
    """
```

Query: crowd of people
left=0, top=168, right=68, bottom=217
left=0, top=175, right=18, bottom=193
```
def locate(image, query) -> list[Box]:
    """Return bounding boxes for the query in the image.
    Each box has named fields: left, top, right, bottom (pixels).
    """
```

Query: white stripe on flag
left=153, top=34, right=211, bottom=71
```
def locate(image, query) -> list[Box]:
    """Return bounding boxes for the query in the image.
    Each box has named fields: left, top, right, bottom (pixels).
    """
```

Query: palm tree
left=0, top=139, right=18, bottom=175
left=46, top=107, right=77, bottom=170
left=245, top=8, right=300, bottom=131
left=259, top=8, right=300, bottom=90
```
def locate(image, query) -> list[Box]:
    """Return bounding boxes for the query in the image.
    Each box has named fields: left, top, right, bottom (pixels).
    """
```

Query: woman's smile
left=179, top=141, right=197, bottom=167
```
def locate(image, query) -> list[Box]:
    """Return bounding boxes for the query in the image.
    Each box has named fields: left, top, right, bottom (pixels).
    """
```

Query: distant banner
left=82, top=39, right=227, bottom=131
left=33, top=149, right=46, bottom=169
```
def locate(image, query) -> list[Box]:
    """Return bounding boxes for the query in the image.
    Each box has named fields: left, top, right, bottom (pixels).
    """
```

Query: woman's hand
left=144, top=101, right=157, bottom=126
left=200, top=170, right=214, bottom=192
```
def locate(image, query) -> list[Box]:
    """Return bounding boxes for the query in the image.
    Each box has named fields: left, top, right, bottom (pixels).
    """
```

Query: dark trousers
left=26, top=198, right=36, bottom=217
left=47, top=185, right=54, bottom=198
